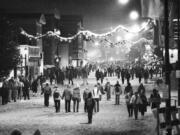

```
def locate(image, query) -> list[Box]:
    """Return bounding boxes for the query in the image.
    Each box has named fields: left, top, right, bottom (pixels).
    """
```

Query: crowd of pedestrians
left=44, top=65, right=89, bottom=86
left=0, top=63, right=163, bottom=126
left=95, top=63, right=162, bottom=85
left=0, top=76, right=32, bottom=105
left=39, top=78, right=162, bottom=124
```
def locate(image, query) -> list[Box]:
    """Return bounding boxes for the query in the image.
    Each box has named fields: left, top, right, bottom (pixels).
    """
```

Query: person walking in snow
left=86, top=92, right=95, bottom=124
left=62, top=84, right=72, bottom=113
left=53, top=85, right=61, bottom=113
left=83, top=87, right=91, bottom=112
left=114, top=81, right=122, bottom=105
left=42, top=83, right=52, bottom=107
left=92, top=84, right=101, bottom=112
left=72, top=83, right=81, bottom=112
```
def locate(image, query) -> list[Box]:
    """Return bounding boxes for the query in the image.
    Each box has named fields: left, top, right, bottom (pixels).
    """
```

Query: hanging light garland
left=20, top=19, right=154, bottom=46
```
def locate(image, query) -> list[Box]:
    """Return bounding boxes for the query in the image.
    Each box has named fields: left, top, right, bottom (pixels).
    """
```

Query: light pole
left=54, top=29, right=61, bottom=67
left=164, top=0, right=172, bottom=134
left=177, top=0, right=180, bottom=107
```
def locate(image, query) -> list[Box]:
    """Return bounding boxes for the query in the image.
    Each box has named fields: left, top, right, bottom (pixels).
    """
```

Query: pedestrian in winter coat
left=149, top=88, right=161, bottom=132
left=72, top=83, right=81, bottom=112
left=83, top=87, right=91, bottom=112
left=137, top=69, right=143, bottom=84
left=121, top=69, right=125, bottom=84
left=86, top=92, right=95, bottom=124
left=32, top=79, right=38, bottom=96
left=100, top=70, right=104, bottom=84
left=137, top=83, right=146, bottom=95
left=116, top=67, right=121, bottom=79
left=97, top=82, right=104, bottom=101
left=8, top=77, right=14, bottom=102
left=130, top=68, right=135, bottom=80
left=149, top=68, right=154, bottom=79
left=23, top=78, right=30, bottom=100
left=143, top=69, right=149, bottom=84
left=114, top=81, right=122, bottom=105
left=92, top=84, right=101, bottom=112
left=59, top=69, right=65, bottom=85
left=62, top=84, right=72, bottom=112
left=1, top=78, right=9, bottom=105
left=149, top=89, right=161, bottom=109
left=95, top=69, right=100, bottom=81
left=130, top=91, right=143, bottom=120
left=125, top=91, right=133, bottom=117
left=82, top=67, right=88, bottom=85
left=139, top=89, right=148, bottom=117
left=67, top=66, right=74, bottom=85
left=104, top=81, right=111, bottom=100
left=42, top=83, right=52, bottom=107
left=49, top=72, right=55, bottom=85
left=12, top=78, right=19, bottom=102
left=125, top=71, right=131, bottom=84
left=18, top=80, right=24, bottom=100
left=53, top=85, right=61, bottom=113
left=124, top=82, right=133, bottom=95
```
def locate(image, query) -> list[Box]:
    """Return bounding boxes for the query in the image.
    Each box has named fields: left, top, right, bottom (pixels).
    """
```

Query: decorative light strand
left=20, top=19, right=153, bottom=42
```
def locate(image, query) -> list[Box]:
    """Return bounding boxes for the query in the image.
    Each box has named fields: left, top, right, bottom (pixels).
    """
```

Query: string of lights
left=20, top=19, right=154, bottom=43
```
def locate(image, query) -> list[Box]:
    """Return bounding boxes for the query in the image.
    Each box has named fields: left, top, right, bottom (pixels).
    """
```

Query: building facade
left=1, top=11, right=86, bottom=78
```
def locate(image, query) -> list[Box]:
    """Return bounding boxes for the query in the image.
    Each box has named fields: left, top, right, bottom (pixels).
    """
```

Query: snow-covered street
left=0, top=76, right=161, bottom=135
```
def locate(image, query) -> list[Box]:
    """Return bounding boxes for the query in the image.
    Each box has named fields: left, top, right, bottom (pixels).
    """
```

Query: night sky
left=0, top=0, right=142, bottom=61
left=0, top=0, right=142, bottom=33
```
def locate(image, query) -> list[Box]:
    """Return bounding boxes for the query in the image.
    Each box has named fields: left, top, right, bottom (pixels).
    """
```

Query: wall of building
left=59, top=43, right=69, bottom=67
left=0, top=6, right=85, bottom=67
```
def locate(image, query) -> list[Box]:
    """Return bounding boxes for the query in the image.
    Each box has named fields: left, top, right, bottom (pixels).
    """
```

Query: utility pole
left=164, top=0, right=172, bottom=134
left=177, top=0, right=180, bottom=106
left=174, top=2, right=180, bottom=134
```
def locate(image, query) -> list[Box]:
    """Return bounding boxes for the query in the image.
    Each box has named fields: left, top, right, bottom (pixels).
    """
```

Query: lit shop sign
left=163, top=49, right=178, bottom=64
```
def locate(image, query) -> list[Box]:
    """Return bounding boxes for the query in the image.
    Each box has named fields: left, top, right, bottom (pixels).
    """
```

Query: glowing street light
left=131, top=24, right=140, bottom=33
left=129, top=10, right=139, bottom=20
left=110, top=57, right=114, bottom=61
left=118, top=0, right=129, bottom=5
left=124, top=33, right=133, bottom=40
left=95, top=42, right=99, bottom=46
left=116, top=36, right=122, bottom=41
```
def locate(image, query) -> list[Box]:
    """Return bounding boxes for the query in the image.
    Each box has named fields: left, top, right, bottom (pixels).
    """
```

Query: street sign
left=176, top=70, right=180, bottom=78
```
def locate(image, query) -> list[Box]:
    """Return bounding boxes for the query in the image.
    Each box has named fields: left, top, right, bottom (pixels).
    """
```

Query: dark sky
left=1, top=0, right=142, bottom=33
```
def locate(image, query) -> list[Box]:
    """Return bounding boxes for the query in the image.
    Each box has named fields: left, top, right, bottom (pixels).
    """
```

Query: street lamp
left=95, top=41, right=99, bottom=46
left=118, top=0, right=129, bottom=5
left=116, top=36, right=122, bottom=42
left=124, top=33, right=133, bottom=40
left=129, top=10, right=139, bottom=20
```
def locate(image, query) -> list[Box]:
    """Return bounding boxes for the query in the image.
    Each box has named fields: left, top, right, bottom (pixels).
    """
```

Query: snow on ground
left=0, top=76, right=171, bottom=135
